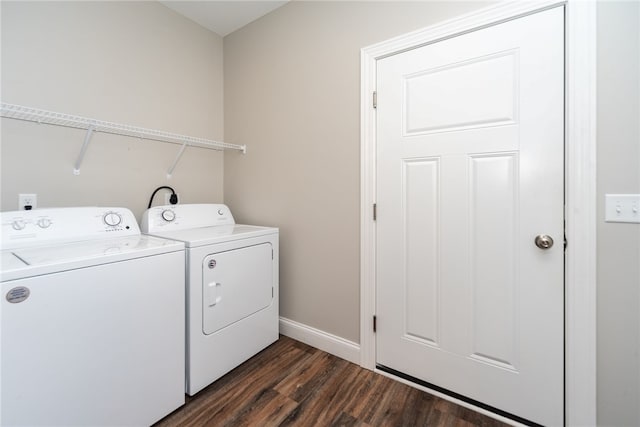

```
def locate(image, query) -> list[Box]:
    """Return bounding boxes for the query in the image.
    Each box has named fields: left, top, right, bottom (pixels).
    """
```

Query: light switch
left=605, top=194, right=640, bottom=223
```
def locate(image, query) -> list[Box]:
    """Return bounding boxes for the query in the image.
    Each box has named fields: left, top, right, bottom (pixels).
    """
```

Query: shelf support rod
left=166, top=142, right=188, bottom=179
left=73, top=125, right=95, bottom=175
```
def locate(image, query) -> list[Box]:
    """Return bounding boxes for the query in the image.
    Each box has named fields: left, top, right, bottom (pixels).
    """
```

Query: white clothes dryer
left=1, top=207, right=185, bottom=426
left=141, top=204, right=279, bottom=396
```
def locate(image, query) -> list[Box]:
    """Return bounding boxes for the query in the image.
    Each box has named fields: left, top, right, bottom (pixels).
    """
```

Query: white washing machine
left=1, top=207, right=186, bottom=426
left=141, top=204, right=279, bottom=395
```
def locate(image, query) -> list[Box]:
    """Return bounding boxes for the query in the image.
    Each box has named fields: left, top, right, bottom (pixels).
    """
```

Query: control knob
left=37, top=218, right=52, bottom=228
left=103, top=212, right=122, bottom=227
left=161, top=209, right=176, bottom=222
left=11, top=220, right=26, bottom=231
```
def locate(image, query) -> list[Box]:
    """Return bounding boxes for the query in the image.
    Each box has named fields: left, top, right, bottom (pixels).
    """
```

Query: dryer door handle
left=206, top=282, right=222, bottom=307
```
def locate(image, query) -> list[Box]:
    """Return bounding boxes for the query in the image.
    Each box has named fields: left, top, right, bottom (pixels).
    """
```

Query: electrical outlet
left=18, top=193, right=37, bottom=210
left=605, top=194, right=640, bottom=223
left=164, top=193, right=179, bottom=205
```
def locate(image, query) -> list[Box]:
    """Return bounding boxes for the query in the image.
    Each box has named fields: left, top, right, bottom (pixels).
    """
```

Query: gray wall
left=224, top=0, right=490, bottom=344
left=1, top=1, right=225, bottom=220
left=596, top=1, right=640, bottom=426
left=2, top=1, right=638, bottom=425
left=224, top=1, right=640, bottom=425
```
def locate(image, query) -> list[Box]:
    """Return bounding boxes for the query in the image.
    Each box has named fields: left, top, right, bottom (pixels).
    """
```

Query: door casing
left=359, top=1, right=597, bottom=425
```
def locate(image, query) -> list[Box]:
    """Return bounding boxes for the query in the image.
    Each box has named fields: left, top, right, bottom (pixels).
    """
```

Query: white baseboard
left=278, top=317, right=361, bottom=365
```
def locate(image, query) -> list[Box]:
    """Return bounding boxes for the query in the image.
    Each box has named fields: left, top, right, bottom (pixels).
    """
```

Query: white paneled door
left=375, top=7, right=564, bottom=426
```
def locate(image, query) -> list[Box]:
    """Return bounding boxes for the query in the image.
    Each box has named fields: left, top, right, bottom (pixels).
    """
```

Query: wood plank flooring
left=154, top=336, right=511, bottom=427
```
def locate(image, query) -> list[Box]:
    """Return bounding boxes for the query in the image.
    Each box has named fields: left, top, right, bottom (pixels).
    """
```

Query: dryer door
left=202, top=243, right=273, bottom=335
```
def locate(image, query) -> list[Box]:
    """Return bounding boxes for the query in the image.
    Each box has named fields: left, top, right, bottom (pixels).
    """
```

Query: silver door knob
left=535, top=235, right=554, bottom=249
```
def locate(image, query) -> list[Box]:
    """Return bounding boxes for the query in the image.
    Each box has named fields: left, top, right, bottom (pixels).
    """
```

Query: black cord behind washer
left=148, top=186, right=178, bottom=209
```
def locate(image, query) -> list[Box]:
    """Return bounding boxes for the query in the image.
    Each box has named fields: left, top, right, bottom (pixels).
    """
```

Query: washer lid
left=1, top=235, right=184, bottom=282
left=146, top=224, right=278, bottom=248
left=2, top=252, right=27, bottom=271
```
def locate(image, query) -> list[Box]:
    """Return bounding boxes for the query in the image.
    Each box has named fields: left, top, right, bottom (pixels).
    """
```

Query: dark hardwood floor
left=154, top=336, right=511, bottom=427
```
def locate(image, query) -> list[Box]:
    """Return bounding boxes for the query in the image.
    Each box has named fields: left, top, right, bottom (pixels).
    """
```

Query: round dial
left=161, top=209, right=176, bottom=222
left=37, top=218, right=52, bottom=228
left=11, top=220, right=26, bottom=231
left=103, top=212, right=122, bottom=227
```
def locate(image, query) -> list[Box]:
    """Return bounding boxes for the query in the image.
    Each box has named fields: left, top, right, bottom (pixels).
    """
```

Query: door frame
left=359, top=1, right=597, bottom=425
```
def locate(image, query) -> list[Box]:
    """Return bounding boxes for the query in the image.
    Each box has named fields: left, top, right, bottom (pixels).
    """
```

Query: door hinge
left=373, top=315, right=377, bottom=333
left=373, top=91, right=377, bottom=109
left=373, top=203, right=377, bottom=221
left=564, top=233, right=567, bottom=252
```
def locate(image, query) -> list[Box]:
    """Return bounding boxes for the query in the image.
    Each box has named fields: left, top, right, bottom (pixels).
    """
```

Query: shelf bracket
left=73, top=125, right=95, bottom=175
left=166, top=142, right=188, bottom=179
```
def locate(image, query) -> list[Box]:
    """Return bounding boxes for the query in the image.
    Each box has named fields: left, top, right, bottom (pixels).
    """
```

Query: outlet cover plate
left=18, top=193, right=37, bottom=210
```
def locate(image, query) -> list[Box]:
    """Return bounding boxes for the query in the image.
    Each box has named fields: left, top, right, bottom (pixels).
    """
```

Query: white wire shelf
left=0, top=102, right=246, bottom=177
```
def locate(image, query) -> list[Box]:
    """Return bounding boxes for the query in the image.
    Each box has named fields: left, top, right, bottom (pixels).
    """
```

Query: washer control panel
left=1, top=207, right=140, bottom=250
left=141, top=204, right=235, bottom=232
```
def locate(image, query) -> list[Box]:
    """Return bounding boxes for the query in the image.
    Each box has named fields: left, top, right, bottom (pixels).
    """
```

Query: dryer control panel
left=141, top=204, right=235, bottom=232
left=0, top=207, right=140, bottom=250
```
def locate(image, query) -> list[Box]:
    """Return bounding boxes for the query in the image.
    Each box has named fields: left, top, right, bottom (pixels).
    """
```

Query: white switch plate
left=605, top=194, right=640, bottom=223
left=18, top=193, right=37, bottom=210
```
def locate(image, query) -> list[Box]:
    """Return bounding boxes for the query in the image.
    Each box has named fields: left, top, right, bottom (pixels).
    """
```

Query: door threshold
left=376, top=364, right=541, bottom=427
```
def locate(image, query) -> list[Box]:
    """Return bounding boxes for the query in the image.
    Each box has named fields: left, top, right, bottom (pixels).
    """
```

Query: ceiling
left=160, top=1, right=289, bottom=37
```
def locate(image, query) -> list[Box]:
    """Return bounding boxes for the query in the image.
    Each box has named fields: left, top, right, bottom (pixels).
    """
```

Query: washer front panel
left=1, top=251, right=185, bottom=426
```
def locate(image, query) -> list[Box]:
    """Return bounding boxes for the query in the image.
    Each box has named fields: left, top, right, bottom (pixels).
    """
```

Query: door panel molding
left=402, top=50, right=519, bottom=135
left=468, top=153, right=519, bottom=371
left=360, top=1, right=596, bottom=425
left=402, top=157, right=441, bottom=346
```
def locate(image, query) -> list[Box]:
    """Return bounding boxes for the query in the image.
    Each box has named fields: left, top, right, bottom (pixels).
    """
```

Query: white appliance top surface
left=147, top=224, right=277, bottom=248
left=141, top=204, right=277, bottom=247
left=0, top=207, right=184, bottom=281
left=2, top=251, right=26, bottom=271
left=1, top=235, right=184, bottom=282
